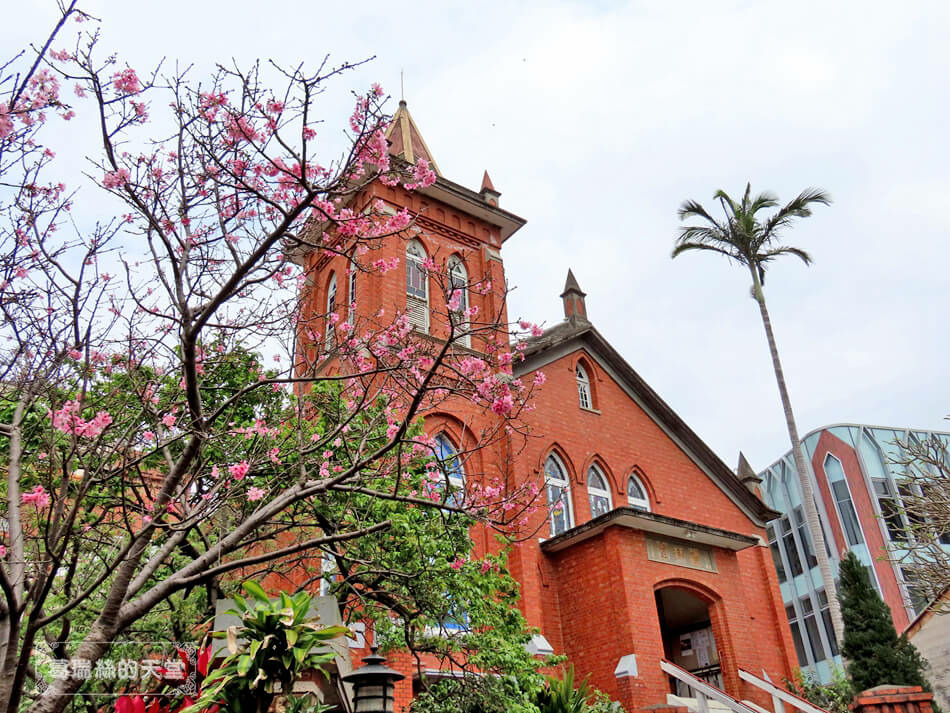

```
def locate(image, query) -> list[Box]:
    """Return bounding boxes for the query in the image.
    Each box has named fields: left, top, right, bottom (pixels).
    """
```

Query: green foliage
left=410, top=677, right=540, bottom=713
left=534, top=667, right=621, bottom=713
left=786, top=668, right=853, bottom=713
left=673, top=183, right=830, bottom=287
left=185, top=582, right=344, bottom=713
left=838, top=552, right=936, bottom=702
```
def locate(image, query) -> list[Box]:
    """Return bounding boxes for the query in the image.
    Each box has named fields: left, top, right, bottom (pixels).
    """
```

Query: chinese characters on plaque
left=645, top=535, right=717, bottom=573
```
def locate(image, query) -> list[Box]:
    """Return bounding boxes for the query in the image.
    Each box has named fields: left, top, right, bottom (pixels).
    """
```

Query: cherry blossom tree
left=0, top=6, right=546, bottom=713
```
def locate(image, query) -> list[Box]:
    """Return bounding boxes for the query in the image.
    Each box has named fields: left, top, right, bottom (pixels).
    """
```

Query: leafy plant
left=184, top=582, right=346, bottom=713
left=786, top=667, right=853, bottom=713
left=534, top=666, right=619, bottom=713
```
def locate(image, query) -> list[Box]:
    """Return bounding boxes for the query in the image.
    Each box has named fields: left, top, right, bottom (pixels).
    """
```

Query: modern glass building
left=759, top=423, right=950, bottom=682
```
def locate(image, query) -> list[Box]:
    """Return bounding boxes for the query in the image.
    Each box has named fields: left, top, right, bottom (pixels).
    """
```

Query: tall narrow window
left=817, top=590, right=839, bottom=656
left=785, top=605, right=809, bottom=667
left=433, top=433, right=465, bottom=505
left=406, top=240, right=428, bottom=333
left=627, top=473, right=650, bottom=511
left=544, top=454, right=573, bottom=537
left=766, top=524, right=786, bottom=583
left=319, top=551, right=336, bottom=597
left=793, top=506, right=819, bottom=569
left=576, top=364, right=592, bottom=409
left=447, top=256, right=470, bottom=348
left=874, top=478, right=906, bottom=542
left=825, top=454, right=864, bottom=546
left=779, top=515, right=804, bottom=577
left=347, top=260, right=357, bottom=322
left=587, top=465, right=612, bottom=518
left=799, top=594, right=827, bottom=663
left=325, top=273, right=337, bottom=351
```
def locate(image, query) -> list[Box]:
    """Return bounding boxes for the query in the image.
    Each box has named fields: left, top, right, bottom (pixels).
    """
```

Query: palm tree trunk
left=750, top=267, right=844, bottom=645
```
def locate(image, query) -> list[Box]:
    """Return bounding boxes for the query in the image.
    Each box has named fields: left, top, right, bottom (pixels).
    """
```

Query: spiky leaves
left=673, top=183, right=829, bottom=285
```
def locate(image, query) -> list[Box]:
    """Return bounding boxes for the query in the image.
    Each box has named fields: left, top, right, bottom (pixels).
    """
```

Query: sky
left=6, top=0, right=950, bottom=472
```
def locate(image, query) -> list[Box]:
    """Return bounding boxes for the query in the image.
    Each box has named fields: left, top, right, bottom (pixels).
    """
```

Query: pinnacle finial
left=561, top=268, right=585, bottom=298
left=560, top=269, right=587, bottom=322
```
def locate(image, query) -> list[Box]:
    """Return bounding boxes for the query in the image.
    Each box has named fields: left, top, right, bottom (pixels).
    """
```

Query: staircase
left=660, top=660, right=832, bottom=713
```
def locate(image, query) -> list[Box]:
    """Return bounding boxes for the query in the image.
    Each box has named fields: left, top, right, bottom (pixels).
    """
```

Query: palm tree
left=672, top=183, right=842, bottom=644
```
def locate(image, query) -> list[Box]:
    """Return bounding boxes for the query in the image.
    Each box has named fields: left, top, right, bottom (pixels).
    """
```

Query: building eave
left=540, top=507, right=760, bottom=554
left=418, top=175, right=526, bottom=242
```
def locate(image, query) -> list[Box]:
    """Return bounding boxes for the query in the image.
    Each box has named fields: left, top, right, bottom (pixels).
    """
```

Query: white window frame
left=544, top=454, right=574, bottom=537
left=324, top=272, right=337, bottom=351
left=447, top=255, right=470, bottom=348
left=576, top=363, right=592, bottom=410
left=587, top=464, right=612, bottom=518
left=319, top=551, right=336, bottom=597
left=627, top=472, right=650, bottom=512
left=406, top=240, right=429, bottom=333
left=433, top=432, right=465, bottom=505
left=347, top=259, right=357, bottom=322
left=824, top=453, right=864, bottom=547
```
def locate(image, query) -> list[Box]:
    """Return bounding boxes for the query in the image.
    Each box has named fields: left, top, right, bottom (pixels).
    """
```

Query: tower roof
left=386, top=100, right=442, bottom=177
left=560, top=268, right=586, bottom=298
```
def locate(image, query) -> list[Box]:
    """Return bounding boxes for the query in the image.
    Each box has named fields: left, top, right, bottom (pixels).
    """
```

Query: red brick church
left=300, top=101, right=800, bottom=712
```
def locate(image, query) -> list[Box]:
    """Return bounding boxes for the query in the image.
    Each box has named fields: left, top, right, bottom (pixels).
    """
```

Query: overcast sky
left=8, top=0, right=950, bottom=471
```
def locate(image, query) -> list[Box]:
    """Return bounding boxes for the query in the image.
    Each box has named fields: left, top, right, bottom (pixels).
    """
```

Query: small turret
left=480, top=170, right=501, bottom=207
left=736, top=452, right=763, bottom=494
left=560, top=269, right=588, bottom=323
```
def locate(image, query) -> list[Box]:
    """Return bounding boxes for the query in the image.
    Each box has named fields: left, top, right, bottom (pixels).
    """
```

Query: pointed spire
left=560, top=269, right=588, bottom=322
left=385, top=100, right=441, bottom=177
left=479, top=170, right=501, bottom=207
left=736, top=452, right=763, bottom=493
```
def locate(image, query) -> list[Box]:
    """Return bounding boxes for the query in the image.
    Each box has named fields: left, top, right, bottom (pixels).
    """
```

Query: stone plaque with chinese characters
left=645, top=535, right=717, bottom=573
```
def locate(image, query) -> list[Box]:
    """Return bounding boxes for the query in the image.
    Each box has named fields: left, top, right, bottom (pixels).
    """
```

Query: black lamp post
left=342, top=648, right=405, bottom=713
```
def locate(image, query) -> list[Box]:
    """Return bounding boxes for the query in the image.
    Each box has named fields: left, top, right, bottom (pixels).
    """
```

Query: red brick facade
left=809, top=430, right=911, bottom=632
left=299, top=104, right=800, bottom=712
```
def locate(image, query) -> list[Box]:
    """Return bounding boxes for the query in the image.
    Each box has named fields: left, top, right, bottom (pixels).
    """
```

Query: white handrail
left=738, top=669, right=831, bottom=713
left=660, top=660, right=760, bottom=713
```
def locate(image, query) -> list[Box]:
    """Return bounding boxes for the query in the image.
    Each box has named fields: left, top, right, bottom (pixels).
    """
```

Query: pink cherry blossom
left=228, top=461, right=250, bottom=480
left=142, top=430, right=155, bottom=442
left=102, top=168, right=130, bottom=189
left=21, top=485, right=51, bottom=509
left=247, top=487, right=266, bottom=502
left=112, top=68, right=142, bottom=95
left=450, top=557, right=465, bottom=570
left=161, top=413, right=176, bottom=428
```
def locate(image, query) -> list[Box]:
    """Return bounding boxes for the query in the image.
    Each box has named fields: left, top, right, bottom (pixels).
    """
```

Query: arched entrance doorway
left=655, top=586, right=722, bottom=694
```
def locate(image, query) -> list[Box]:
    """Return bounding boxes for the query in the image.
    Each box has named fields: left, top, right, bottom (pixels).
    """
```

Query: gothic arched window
left=588, top=465, right=612, bottom=518
left=627, top=473, right=650, bottom=512
left=406, top=240, right=428, bottom=332
left=545, top=454, right=573, bottom=536
left=324, top=272, right=337, bottom=350
left=433, top=433, right=465, bottom=503
left=576, top=363, right=592, bottom=409
left=447, top=255, right=470, bottom=347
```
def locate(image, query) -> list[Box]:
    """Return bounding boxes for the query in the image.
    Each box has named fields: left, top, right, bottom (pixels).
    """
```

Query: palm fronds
left=673, top=183, right=830, bottom=280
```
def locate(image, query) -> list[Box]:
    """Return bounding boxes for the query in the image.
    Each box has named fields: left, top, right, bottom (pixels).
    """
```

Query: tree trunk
left=750, top=268, right=845, bottom=645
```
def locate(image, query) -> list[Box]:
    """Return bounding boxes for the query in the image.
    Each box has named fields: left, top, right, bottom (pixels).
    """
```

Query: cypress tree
left=838, top=551, right=936, bottom=701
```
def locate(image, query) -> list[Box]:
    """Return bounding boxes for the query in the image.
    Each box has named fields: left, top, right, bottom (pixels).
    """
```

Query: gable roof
left=514, top=318, right=779, bottom=526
